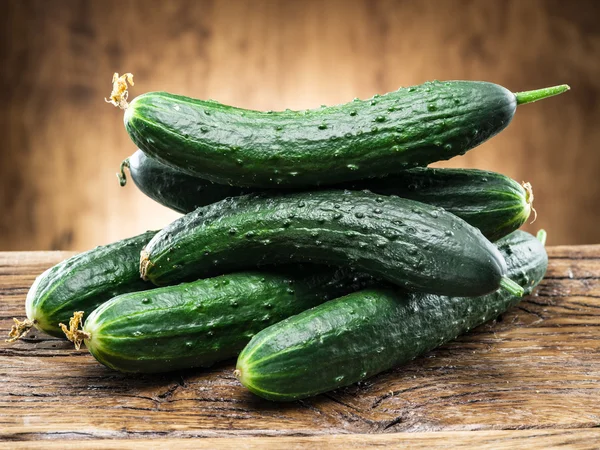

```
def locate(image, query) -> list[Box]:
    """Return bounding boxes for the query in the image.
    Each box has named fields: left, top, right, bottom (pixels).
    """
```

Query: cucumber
left=121, top=153, right=532, bottom=242
left=347, top=168, right=534, bottom=242
left=9, top=231, right=156, bottom=340
left=235, top=230, right=548, bottom=401
left=122, top=80, right=568, bottom=188
left=68, top=267, right=374, bottom=373
left=141, top=190, right=522, bottom=298
left=119, top=150, right=250, bottom=214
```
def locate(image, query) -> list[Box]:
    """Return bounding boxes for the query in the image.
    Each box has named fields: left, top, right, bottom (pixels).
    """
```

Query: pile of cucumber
left=9, top=74, right=567, bottom=402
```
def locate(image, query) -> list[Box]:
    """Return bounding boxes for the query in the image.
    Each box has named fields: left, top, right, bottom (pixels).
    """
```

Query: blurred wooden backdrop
left=1, top=0, right=599, bottom=250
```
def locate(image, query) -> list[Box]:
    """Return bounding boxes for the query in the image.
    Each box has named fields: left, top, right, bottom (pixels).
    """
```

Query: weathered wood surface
left=4, top=429, right=600, bottom=449
left=1, top=248, right=599, bottom=447
left=1, top=0, right=600, bottom=251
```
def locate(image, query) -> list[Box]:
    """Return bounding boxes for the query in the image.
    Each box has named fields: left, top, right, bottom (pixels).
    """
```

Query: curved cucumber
left=120, top=150, right=251, bottom=214
left=19, top=231, right=156, bottom=338
left=123, top=153, right=532, bottom=242
left=141, top=190, right=520, bottom=297
left=236, top=230, right=548, bottom=401
left=123, top=81, right=568, bottom=188
left=347, top=168, right=534, bottom=242
left=77, top=267, right=374, bottom=373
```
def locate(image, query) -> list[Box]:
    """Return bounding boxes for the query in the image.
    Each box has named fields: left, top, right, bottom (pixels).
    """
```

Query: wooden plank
left=2, top=429, right=600, bottom=449
left=0, top=249, right=599, bottom=442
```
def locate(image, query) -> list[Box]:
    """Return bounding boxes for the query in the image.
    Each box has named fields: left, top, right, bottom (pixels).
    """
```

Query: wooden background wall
left=1, top=0, right=599, bottom=250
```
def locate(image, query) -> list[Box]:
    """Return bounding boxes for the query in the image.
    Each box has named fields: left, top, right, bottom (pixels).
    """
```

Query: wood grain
left=3, top=429, right=600, bottom=449
left=0, top=0, right=599, bottom=250
left=0, top=247, right=599, bottom=446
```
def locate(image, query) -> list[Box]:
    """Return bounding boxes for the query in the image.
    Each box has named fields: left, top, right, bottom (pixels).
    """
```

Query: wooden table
left=1, top=249, right=599, bottom=448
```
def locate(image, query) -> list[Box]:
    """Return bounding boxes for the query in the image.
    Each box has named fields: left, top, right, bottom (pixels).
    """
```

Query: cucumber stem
left=5, top=318, right=33, bottom=343
left=59, top=311, right=90, bottom=350
left=515, top=84, right=570, bottom=105
left=536, top=229, right=547, bottom=246
left=118, top=158, right=130, bottom=187
left=500, top=276, right=524, bottom=297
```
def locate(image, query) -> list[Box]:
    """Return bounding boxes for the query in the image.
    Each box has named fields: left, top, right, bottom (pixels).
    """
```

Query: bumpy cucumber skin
left=128, top=150, right=250, bottom=214
left=82, top=267, right=374, bottom=373
left=125, top=81, right=516, bottom=188
left=348, top=168, right=531, bottom=242
left=236, top=230, right=547, bottom=401
left=25, top=231, right=156, bottom=337
left=131, top=154, right=529, bottom=242
left=142, top=190, right=507, bottom=297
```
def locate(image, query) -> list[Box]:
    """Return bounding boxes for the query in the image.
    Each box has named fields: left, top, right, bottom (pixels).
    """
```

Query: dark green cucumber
left=141, top=190, right=522, bottom=297
left=22, top=231, right=156, bottom=338
left=78, top=267, right=374, bottom=373
left=347, top=168, right=534, bottom=242
left=236, top=230, right=548, bottom=401
left=119, top=150, right=251, bottom=214
left=122, top=153, right=532, bottom=242
left=124, top=81, right=568, bottom=188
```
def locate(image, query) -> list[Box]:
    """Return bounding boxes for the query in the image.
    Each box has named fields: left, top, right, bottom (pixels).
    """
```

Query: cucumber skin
left=347, top=168, right=531, bottom=242
left=26, top=231, right=156, bottom=337
left=141, top=190, right=507, bottom=297
left=127, top=150, right=251, bottom=214
left=128, top=151, right=529, bottom=242
left=82, top=267, right=375, bottom=373
left=236, top=230, right=548, bottom=401
left=125, top=81, right=516, bottom=188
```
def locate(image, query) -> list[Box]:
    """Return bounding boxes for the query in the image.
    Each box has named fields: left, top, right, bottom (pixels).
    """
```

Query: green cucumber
left=347, top=168, right=534, bottom=242
left=9, top=231, right=156, bottom=340
left=69, top=267, right=374, bottom=373
left=235, top=230, right=548, bottom=401
left=119, top=150, right=251, bottom=214
left=122, top=81, right=568, bottom=188
left=121, top=153, right=532, bottom=242
left=141, top=190, right=522, bottom=298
